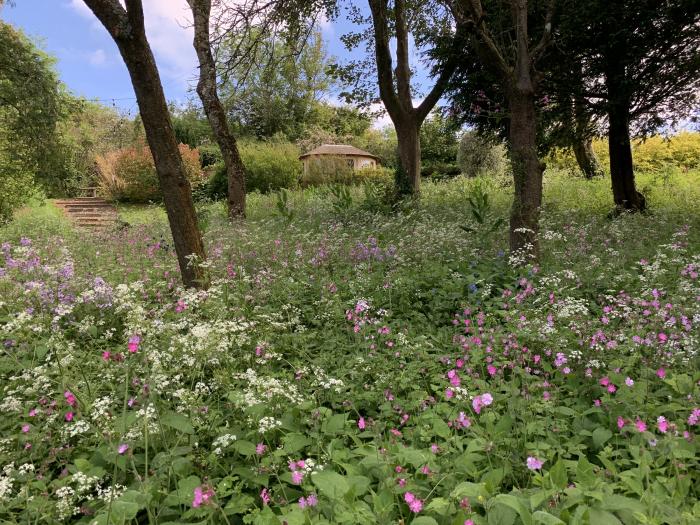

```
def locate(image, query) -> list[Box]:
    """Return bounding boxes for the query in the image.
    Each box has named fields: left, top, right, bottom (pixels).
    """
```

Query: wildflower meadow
left=0, top=172, right=699, bottom=524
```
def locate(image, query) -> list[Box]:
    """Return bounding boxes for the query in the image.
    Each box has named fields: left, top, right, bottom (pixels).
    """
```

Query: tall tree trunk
left=608, top=101, right=645, bottom=211
left=83, top=0, right=207, bottom=288
left=573, top=137, right=603, bottom=179
left=507, top=88, right=544, bottom=260
left=395, top=119, right=421, bottom=196
left=188, top=0, right=246, bottom=218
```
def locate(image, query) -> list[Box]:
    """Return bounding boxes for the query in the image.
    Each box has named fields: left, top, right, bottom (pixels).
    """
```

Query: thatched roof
left=299, top=144, right=379, bottom=160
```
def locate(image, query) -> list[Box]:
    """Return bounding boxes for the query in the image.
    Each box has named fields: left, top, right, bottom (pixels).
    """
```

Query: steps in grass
left=54, top=197, right=118, bottom=231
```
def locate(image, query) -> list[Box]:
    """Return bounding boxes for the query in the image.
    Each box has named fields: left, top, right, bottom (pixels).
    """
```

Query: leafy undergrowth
left=0, top=173, right=699, bottom=524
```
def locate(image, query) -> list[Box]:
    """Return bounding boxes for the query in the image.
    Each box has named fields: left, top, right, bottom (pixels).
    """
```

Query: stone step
left=54, top=198, right=118, bottom=231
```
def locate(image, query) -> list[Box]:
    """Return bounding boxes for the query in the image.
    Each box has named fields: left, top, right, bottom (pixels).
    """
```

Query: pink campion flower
left=395, top=466, right=403, bottom=473
left=448, top=369, right=461, bottom=387
left=625, top=377, right=634, bottom=387
left=421, top=465, right=431, bottom=475
left=306, top=493, right=318, bottom=507
left=607, top=384, right=617, bottom=393
left=657, top=416, right=669, bottom=434
left=457, top=412, right=471, bottom=428
left=526, top=456, right=544, bottom=470
left=390, top=428, right=402, bottom=437
left=118, top=443, right=129, bottom=454
left=600, top=377, right=610, bottom=387
left=404, top=492, right=423, bottom=513
left=658, top=332, right=668, bottom=343
left=430, top=443, right=440, bottom=454
left=543, top=391, right=551, bottom=401
left=594, top=399, right=601, bottom=407
left=358, top=417, right=366, bottom=430
left=445, top=388, right=454, bottom=400
left=688, top=408, right=700, bottom=426
left=65, top=411, right=74, bottom=422
left=21, top=424, right=30, bottom=433
left=298, top=496, right=308, bottom=509
left=292, top=471, right=305, bottom=484
left=487, top=365, right=497, bottom=376
left=635, top=419, right=647, bottom=432
left=472, top=393, right=494, bottom=414
left=28, top=408, right=36, bottom=417
left=127, top=335, right=141, bottom=353
left=657, top=368, right=666, bottom=379
left=255, top=443, right=266, bottom=455
left=64, top=391, right=77, bottom=407
left=465, top=521, right=475, bottom=525
left=617, top=416, right=625, bottom=430
left=175, top=300, right=187, bottom=313
left=397, top=478, right=406, bottom=487
left=260, top=488, right=271, bottom=506
left=102, top=351, right=111, bottom=361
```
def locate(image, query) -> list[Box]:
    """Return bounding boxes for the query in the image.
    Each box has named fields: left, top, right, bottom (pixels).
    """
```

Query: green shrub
left=96, top=144, right=203, bottom=203
left=457, top=131, right=509, bottom=178
left=207, top=140, right=302, bottom=197
left=197, top=142, right=223, bottom=168
left=0, top=157, right=39, bottom=223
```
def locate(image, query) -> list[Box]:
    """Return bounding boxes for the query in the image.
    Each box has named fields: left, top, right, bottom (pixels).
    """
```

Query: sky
left=0, top=0, right=383, bottom=120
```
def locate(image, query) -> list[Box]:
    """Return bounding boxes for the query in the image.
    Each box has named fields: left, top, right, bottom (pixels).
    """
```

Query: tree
left=0, top=21, right=62, bottom=221
left=365, top=0, right=463, bottom=196
left=82, top=0, right=207, bottom=288
left=552, top=0, right=700, bottom=210
left=219, top=29, right=333, bottom=141
left=445, top=0, right=555, bottom=260
left=188, top=0, right=247, bottom=218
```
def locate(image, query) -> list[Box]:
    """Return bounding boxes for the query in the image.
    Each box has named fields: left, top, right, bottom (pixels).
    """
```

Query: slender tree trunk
left=507, top=87, right=544, bottom=260
left=83, top=0, right=207, bottom=288
left=573, top=137, right=603, bottom=179
left=188, top=0, right=246, bottom=218
left=607, top=101, right=645, bottom=211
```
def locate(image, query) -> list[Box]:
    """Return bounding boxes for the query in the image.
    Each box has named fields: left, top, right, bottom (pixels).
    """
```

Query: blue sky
left=0, top=1, right=374, bottom=117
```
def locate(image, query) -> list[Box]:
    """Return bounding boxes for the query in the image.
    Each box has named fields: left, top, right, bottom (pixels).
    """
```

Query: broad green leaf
left=311, top=470, right=350, bottom=499
left=451, top=482, right=488, bottom=501
left=161, top=412, right=195, bottom=434
left=411, top=517, right=439, bottom=525
left=575, top=457, right=596, bottom=487
left=425, top=497, right=450, bottom=514
left=494, top=494, right=532, bottom=525
left=532, top=511, right=565, bottom=525
left=283, top=433, right=311, bottom=453
left=588, top=508, right=623, bottom=525
left=549, top=459, right=567, bottom=490
left=592, top=428, right=613, bottom=449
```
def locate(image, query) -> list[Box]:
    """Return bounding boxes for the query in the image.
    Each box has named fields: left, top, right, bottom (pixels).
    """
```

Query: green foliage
left=208, top=140, right=302, bottom=197
left=0, top=21, right=61, bottom=218
left=460, top=179, right=506, bottom=233
left=457, top=132, right=509, bottom=178
left=171, top=102, right=214, bottom=147
left=420, top=110, right=461, bottom=178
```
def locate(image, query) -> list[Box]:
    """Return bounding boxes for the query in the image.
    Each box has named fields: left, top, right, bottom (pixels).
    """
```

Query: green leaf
left=494, top=494, right=532, bottom=525
left=548, top=459, right=567, bottom=490
left=161, top=412, right=195, bottom=434
left=282, top=433, right=311, bottom=453
left=600, top=495, right=645, bottom=513
left=323, top=413, right=347, bottom=434
left=588, top=508, right=622, bottom=525
left=450, top=482, right=488, bottom=501
left=311, top=470, right=350, bottom=499
left=425, top=497, right=450, bottom=515
left=592, top=428, right=613, bottom=449
left=575, top=457, right=596, bottom=487
left=234, top=440, right=258, bottom=457
left=411, top=517, right=439, bottom=525
left=532, top=511, right=565, bottom=525
left=488, top=502, right=517, bottom=525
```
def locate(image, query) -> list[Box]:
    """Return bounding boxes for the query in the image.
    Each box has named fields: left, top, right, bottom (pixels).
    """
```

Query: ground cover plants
left=0, top=171, right=699, bottom=524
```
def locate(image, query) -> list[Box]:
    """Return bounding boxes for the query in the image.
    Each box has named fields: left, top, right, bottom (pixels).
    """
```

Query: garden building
left=299, top=144, right=380, bottom=175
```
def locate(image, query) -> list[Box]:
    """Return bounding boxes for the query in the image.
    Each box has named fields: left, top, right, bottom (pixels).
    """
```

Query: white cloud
left=87, top=48, right=107, bottom=66
left=67, top=0, right=198, bottom=88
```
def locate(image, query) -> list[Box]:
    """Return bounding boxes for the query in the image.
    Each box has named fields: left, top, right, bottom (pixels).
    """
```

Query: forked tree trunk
left=608, top=102, right=645, bottom=211
left=573, top=137, right=603, bottom=179
left=83, top=0, right=207, bottom=288
left=507, top=87, right=544, bottom=260
left=188, top=0, right=246, bottom=218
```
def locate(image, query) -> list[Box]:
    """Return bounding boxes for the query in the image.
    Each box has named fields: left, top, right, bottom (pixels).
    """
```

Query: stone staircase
left=54, top=194, right=118, bottom=231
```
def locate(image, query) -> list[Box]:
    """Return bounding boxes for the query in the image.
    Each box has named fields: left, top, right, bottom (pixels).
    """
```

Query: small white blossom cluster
left=258, top=417, right=282, bottom=433
left=212, top=433, right=238, bottom=455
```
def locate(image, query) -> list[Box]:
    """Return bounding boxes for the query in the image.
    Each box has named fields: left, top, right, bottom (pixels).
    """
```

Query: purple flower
left=526, top=456, right=544, bottom=470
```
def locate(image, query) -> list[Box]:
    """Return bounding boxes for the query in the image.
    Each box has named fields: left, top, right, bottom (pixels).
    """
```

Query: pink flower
left=118, top=443, right=129, bottom=454
left=64, top=391, right=76, bottom=407
left=617, top=416, right=625, bottom=430
left=404, top=492, right=423, bottom=513
left=465, top=521, right=475, bottom=525
left=487, top=365, right=497, bottom=376
left=599, top=377, right=610, bottom=387
left=358, top=417, right=366, bottom=430
left=28, top=408, right=36, bottom=417
left=260, top=488, right=271, bottom=505
left=292, top=471, right=305, bottom=484
left=127, top=334, right=141, bottom=353
left=635, top=419, right=647, bottom=432
left=21, top=424, right=30, bottom=433
left=472, top=393, right=493, bottom=414
left=625, top=377, right=634, bottom=387
left=65, top=411, right=74, bottom=422
left=457, top=412, right=471, bottom=428
left=192, top=486, right=214, bottom=508
left=445, top=388, right=454, bottom=399
left=526, top=456, right=544, bottom=470
left=306, top=493, right=318, bottom=507
left=688, top=408, right=700, bottom=426
left=657, top=416, right=668, bottom=434
left=390, top=428, right=402, bottom=437
left=430, top=443, right=440, bottom=454
left=102, top=351, right=111, bottom=361
left=607, top=384, right=617, bottom=393
left=656, top=368, right=666, bottom=379
left=255, top=443, right=266, bottom=455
